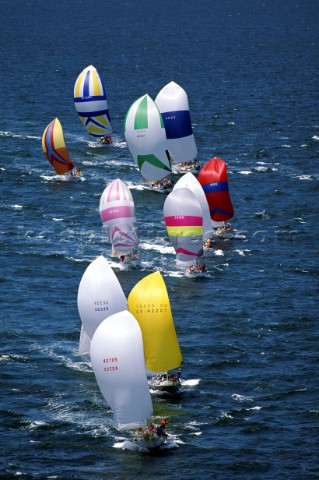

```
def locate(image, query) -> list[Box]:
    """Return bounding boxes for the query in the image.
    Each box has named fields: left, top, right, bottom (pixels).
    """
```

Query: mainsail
left=42, top=118, right=75, bottom=175
left=128, top=271, right=182, bottom=374
left=155, top=81, right=198, bottom=165
left=99, top=179, right=138, bottom=257
left=90, top=310, right=153, bottom=429
left=74, top=65, right=113, bottom=138
left=198, top=157, right=234, bottom=223
left=124, top=94, right=172, bottom=182
left=173, top=172, right=211, bottom=241
left=163, top=187, right=204, bottom=266
left=77, top=256, right=127, bottom=355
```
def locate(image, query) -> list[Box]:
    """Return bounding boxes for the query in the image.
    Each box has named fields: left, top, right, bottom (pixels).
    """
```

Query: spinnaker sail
left=99, top=179, right=138, bottom=257
left=128, top=271, right=182, bottom=374
left=77, top=255, right=127, bottom=355
left=173, top=172, right=211, bottom=241
left=163, top=187, right=204, bottom=267
left=42, top=118, right=75, bottom=175
left=90, top=310, right=153, bottom=429
left=155, top=81, right=198, bottom=167
left=198, top=157, right=234, bottom=224
left=124, top=94, right=172, bottom=182
left=74, top=65, right=113, bottom=138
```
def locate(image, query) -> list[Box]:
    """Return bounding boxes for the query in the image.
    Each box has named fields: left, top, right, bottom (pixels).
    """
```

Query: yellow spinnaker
left=128, top=271, right=182, bottom=373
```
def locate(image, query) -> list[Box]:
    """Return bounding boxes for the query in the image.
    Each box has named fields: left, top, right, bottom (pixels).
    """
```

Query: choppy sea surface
left=1, top=1, right=318, bottom=479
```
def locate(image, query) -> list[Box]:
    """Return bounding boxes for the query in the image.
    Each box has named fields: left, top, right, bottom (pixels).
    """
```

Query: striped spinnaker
left=163, top=187, right=203, bottom=265
left=99, top=179, right=138, bottom=255
left=74, top=65, right=113, bottom=138
left=198, top=157, right=234, bottom=222
left=42, top=118, right=74, bottom=175
left=124, top=94, right=171, bottom=182
left=155, top=81, right=197, bottom=164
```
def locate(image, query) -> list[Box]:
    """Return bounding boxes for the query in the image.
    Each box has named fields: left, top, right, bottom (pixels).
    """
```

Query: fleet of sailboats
left=44, top=71, right=237, bottom=451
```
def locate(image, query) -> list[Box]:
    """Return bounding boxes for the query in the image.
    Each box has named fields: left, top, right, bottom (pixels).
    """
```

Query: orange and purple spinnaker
left=42, top=118, right=74, bottom=175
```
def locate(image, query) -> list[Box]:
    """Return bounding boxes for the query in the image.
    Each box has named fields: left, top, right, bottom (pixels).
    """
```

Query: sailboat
left=99, top=178, right=139, bottom=266
left=198, top=157, right=235, bottom=240
left=173, top=172, right=212, bottom=242
left=124, top=94, right=173, bottom=192
left=42, top=118, right=80, bottom=178
left=155, top=81, right=199, bottom=175
left=90, top=310, right=169, bottom=449
left=163, top=187, right=206, bottom=275
left=77, top=255, right=127, bottom=356
left=128, top=271, right=183, bottom=393
left=73, top=65, right=113, bottom=142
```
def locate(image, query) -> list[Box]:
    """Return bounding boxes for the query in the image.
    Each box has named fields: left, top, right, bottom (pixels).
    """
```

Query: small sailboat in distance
left=74, top=65, right=113, bottom=141
left=198, top=157, right=235, bottom=240
left=99, top=179, right=139, bottom=266
left=77, top=255, right=127, bottom=355
left=128, top=271, right=183, bottom=393
left=124, top=94, right=173, bottom=191
left=42, top=118, right=80, bottom=177
left=155, top=81, right=199, bottom=175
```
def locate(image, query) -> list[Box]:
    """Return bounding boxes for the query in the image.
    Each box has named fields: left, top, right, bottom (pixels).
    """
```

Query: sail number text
left=94, top=300, right=109, bottom=312
left=134, top=303, right=168, bottom=314
left=103, top=357, right=118, bottom=372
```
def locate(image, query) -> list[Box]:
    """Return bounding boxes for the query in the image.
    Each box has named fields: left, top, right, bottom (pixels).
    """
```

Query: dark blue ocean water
left=1, top=0, right=318, bottom=478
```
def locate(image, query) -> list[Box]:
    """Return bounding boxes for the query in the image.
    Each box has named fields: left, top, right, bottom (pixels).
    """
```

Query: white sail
left=124, top=94, right=172, bottom=182
left=90, top=310, right=153, bottom=429
left=155, top=81, right=197, bottom=165
left=99, top=179, right=138, bottom=257
left=173, top=172, right=211, bottom=241
left=77, top=256, right=127, bottom=355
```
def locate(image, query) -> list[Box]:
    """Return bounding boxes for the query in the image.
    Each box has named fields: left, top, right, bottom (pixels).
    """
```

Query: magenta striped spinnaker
left=99, top=179, right=138, bottom=256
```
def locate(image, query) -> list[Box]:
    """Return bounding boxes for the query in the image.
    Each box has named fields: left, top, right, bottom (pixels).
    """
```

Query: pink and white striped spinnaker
left=99, top=179, right=138, bottom=256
